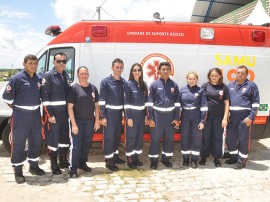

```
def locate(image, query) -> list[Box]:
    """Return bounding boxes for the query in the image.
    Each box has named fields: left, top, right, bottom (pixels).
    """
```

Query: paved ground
left=0, top=139, right=270, bottom=202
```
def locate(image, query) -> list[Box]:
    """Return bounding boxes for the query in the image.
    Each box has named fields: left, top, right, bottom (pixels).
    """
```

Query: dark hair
left=158, top=62, right=171, bottom=70
left=237, top=65, right=249, bottom=74
left=112, top=58, right=124, bottom=67
left=207, top=68, right=223, bottom=84
left=54, top=52, right=67, bottom=61
left=23, top=54, right=37, bottom=64
left=128, top=63, right=147, bottom=95
left=77, top=66, right=88, bottom=74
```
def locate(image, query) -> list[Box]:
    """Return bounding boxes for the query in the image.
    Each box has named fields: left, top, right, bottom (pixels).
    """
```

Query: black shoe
left=127, top=162, right=137, bottom=169
left=222, top=152, right=231, bottom=159
left=29, top=166, right=45, bottom=176
left=199, top=157, right=206, bottom=165
left=233, top=162, right=246, bottom=170
left=106, top=163, right=119, bottom=172
left=79, top=165, right=92, bottom=173
left=58, top=155, right=70, bottom=169
left=15, top=173, right=25, bottom=184
left=70, top=170, right=78, bottom=178
left=150, top=161, right=158, bottom=170
left=225, top=158, right=237, bottom=165
left=161, top=160, right=173, bottom=167
left=190, top=161, right=198, bottom=169
left=114, top=157, right=126, bottom=164
left=134, top=159, right=143, bottom=166
left=214, top=158, right=221, bottom=167
left=182, top=159, right=189, bottom=166
left=51, top=165, right=62, bottom=175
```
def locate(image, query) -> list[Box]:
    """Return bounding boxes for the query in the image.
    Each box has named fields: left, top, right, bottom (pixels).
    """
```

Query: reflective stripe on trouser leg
left=104, top=109, right=122, bottom=160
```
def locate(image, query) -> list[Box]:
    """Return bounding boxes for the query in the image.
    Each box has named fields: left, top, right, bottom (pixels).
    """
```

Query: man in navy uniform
left=225, top=65, right=260, bottom=169
left=2, top=54, right=45, bottom=184
left=147, top=62, right=180, bottom=169
left=41, top=52, right=70, bottom=174
left=99, top=58, right=126, bottom=171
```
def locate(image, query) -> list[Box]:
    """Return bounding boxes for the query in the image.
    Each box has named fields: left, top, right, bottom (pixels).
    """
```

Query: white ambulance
left=0, top=20, right=269, bottom=152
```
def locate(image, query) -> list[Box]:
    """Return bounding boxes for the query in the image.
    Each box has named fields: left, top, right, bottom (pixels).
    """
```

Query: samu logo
left=140, top=53, right=174, bottom=86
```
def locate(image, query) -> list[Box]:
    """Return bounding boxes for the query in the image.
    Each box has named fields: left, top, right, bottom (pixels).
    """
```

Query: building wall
left=212, top=0, right=270, bottom=24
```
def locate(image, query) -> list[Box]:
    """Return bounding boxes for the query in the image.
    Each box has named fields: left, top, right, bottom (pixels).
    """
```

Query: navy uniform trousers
left=45, top=121, right=70, bottom=154
left=11, top=108, right=42, bottom=172
left=201, top=115, right=224, bottom=158
left=180, top=109, right=202, bottom=162
left=69, top=119, right=94, bottom=171
left=149, top=111, right=174, bottom=161
left=125, top=110, right=145, bottom=159
left=104, top=109, right=122, bottom=162
left=227, top=111, right=250, bottom=161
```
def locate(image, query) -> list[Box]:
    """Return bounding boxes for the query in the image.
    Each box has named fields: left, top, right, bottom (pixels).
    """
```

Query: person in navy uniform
left=67, top=66, right=100, bottom=178
left=2, top=54, right=45, bottom=184
left=99, top=58, right=126, bottom=171
left=179, top=71, right=208, bottom=169
left=147, top=62, right=180, bottom=170
left=199, top=68, right=229, bottom=167
left=124, top=63, right=148, bottom=169
left=41, top=52, right=70, bottom=174
left=225, top=65, right=260, bottom=169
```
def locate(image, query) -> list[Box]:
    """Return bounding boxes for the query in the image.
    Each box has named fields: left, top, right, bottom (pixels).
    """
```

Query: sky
left=0, top=0, right=196, bottom=69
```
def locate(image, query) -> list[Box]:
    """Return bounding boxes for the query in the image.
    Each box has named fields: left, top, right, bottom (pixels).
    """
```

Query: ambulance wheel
left=2, top=124, right=11, bottom=153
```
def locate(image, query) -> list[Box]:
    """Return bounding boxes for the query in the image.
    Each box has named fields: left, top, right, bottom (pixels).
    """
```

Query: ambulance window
left=37, top=51, right=47, bottom=76
left=47, top=48, right=75, bottom=81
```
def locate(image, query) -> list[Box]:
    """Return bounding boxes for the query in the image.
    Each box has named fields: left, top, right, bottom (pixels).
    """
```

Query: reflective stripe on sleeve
left=58, top=143, right=69, bottom=148
left=175, top=103, right=180, bottom=107
left=14, top=105, right=40, bottom=110
left=145, top=102, right=153, bottom=106
left=99, top=101, right=106, bottom=105
left=200, top=107, right=208, bottom=111
left=106, top=105, right=123, bottom=109
left=182, top=107, right=196, bottom=110
left=229, top=106, right=251, bottom=110
left=153, top=106, right=175, bottom=112
left=252, top=103, right=260, bottom=108
left=124, top=105, right=145, bottom=110
left=42, top=101, right=66, bottom=106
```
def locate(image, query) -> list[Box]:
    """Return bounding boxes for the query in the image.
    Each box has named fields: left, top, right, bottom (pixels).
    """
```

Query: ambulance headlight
left=200, top=28, right=214, bottom=40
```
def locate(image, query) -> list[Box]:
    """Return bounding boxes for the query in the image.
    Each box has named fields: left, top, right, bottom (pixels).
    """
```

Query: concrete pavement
left=0, top=139, right=270, bottom=202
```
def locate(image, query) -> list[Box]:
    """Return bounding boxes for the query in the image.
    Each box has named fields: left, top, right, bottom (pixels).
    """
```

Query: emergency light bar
left=45, top=25, right=62, bottom=37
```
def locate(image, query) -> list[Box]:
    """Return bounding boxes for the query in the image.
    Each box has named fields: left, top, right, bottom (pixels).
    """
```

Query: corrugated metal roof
left=191, top=0, right=255, bottom=22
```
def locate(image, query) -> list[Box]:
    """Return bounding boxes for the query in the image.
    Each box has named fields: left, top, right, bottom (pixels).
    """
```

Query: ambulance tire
left=2, top=124, right=11, bottom=153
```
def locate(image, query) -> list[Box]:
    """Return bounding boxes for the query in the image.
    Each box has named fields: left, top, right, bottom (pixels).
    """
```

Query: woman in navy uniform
left=179, top=71, right=208, bottom=169
left=199, top=68, right=229, bottom=167
left=67, top=66, right=100, bottom=178
left=124, top=63, right=148, bottom=169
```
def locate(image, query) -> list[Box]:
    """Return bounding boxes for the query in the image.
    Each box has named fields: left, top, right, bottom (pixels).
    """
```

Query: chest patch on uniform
left=219, top=90, right=223, bottom=96
left=37, top=82, right=41, bottom=89
left=194, top=93, right=199, bottom=98
left=171, top=88, right=175, bottom=94
left=242, top=88, right=246, bottom=93
left=5, top=85, right=11, bottom=93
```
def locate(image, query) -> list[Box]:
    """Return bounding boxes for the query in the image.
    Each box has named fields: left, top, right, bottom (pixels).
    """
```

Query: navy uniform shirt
left=201, top=82, right=229, bottom=116
left=99, top=75, right=126, bottom=119
left=67, top=83, right=99, bottom=120
left=123, top=79, right=148, bottom=120
left=228, top=79, right=260, bottom=120
left=2, top=69, right=41, bottom=111
left=41, top=67, right=70, bottom=122
left=179, top=85, right=208, bottom=123
left=147, top=78, right=180, bottom=120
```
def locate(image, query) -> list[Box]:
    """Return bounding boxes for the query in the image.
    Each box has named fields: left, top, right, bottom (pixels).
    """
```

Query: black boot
left=214, top=157, right=221, bottom=167
left=161, top=156, right=172, bottom=167
left=14, top=166, right=25, bottom=184
left=50, top=153, right=61, bottom=175
left=105, top=160, right=119, bottom=172
left=150, top=158, right=158, bottom=170
left=199, top=157, right=206, bottom=165
left=127, top=156, right=137, bottom=169
left=233, top=158, right=247, bottom=169
left=58, top=153, right=70, bottom=169
left=113, top=153, right=125, bottom=164
left=134, top=154, right=143, bottom=166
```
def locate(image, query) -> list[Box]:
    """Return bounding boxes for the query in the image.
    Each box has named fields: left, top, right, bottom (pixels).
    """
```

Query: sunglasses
left=55, top=60, right=67, bottom=64
left=132, top=69, right=142, bottom=72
